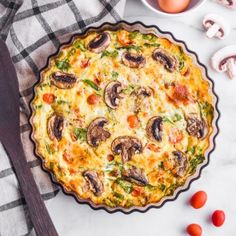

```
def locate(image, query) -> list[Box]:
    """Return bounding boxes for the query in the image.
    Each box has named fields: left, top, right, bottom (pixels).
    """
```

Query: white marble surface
left=47, top=1, right=236, bottom=235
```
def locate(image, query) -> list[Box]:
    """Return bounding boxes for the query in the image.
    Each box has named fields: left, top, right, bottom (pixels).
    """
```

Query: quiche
left=31, top=27, right=215, bottom=209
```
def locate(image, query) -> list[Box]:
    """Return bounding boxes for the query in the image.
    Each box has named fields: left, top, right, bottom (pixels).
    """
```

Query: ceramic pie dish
left=29, top=21, right=220, bottom=214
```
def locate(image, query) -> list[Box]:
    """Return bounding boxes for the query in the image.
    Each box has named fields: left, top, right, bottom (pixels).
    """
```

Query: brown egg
left=157, top=0, right=191, bottom=13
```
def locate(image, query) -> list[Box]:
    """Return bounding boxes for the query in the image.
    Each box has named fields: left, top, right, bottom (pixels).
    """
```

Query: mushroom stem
left=226, top=58, right=236, bottom=79
left=206, top=23, right=221, bottom=38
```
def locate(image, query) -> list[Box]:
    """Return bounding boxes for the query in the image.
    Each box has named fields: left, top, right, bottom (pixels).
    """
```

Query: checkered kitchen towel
left=0, top=0, right=126, bottom=235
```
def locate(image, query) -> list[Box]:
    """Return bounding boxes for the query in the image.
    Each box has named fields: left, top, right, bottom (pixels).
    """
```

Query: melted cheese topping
left=31, top=30, right=214, bottom=208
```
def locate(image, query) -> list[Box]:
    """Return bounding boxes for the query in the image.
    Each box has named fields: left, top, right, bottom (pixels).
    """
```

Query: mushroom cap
left=122, top=51, right=146, bottom=68
left=203, top=14, right=230, bottom=39
left=111, top=136, right=143, bottom=163
left=50, top=71, right=77, bottom=89
left=146, top=116, right=163, bottom=142
left=216, top=0, right=236, bottom=9
left=88, top=32, right=111, bottom=53
left=211, top=45, right=236, bottom=72
left=152, top=48, right=178, bottom=72
left=104, top=81, right=123, bottom=109
left=171, top=151, right=188, bottom=177
left=47, top=113, right=64, bottom=141
left=86, top=117, right=111, bottom=147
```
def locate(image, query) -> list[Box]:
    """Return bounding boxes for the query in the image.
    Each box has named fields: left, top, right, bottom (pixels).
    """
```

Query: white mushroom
left=216, top=0, right=236, bottom=9
left=203, top=14, right=230, bottom=39
left=211, top=45, right=236, bottom=79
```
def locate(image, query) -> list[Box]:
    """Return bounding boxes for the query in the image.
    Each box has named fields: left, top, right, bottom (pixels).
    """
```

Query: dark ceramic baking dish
left=29, top=21, right=220, bottom=214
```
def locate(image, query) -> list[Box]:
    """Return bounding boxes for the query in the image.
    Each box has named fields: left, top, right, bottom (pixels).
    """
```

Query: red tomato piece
left=42, top=93, right=55, bottom=104
left=212, top=210, right=225, bottom=227
left=127, top=114, right=139, bottom=128
left=87, top=94, right=100, bottom=105
left=186, top=224, right=202, bottom=236
left=190, top=191, right=207, bottom=209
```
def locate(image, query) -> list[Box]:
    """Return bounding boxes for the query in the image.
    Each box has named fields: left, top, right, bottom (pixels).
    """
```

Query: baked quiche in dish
left=30, top=22, right=219, bottom=212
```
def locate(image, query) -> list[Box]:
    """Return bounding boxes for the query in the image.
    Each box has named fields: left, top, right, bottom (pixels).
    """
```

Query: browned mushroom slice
left=88, top=32, right=111, bottom=53
left=47, top=113, right=64, bottom=141
left=122, top=52, right=146, bottom=68
left=50, top=71, right=77, bottom=89
left=186, top=115, right=207, bottom=139
left=152, top=48, right=178, bottom=72
left=133, top=86, right=153, bottom=112
left=122, top=166, right=148, bottom=186
left=111, top=136, right=143, bottom=163
left=83, top=170, right=104, bottom=196
left=146, top=116, right=163, bottom=142
left=171, top=151, right=188, bottom=177
left=104, top=81, right=123, bottom=109
left=87, top=117, right=111, bottom=147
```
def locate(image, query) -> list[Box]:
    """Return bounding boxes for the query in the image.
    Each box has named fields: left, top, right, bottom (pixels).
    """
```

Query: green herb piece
left=113, top=192, right=124, bottom=201
left=45, top=144, right=54, bottom=155
left=145, top=184, right=158, bottom=191
left=142, top=34, right=156, bottom=42
left=187, top=146, right=196, bottom=155
left=116, top=45, right=142, bottom=52
left=159, top=184, right=166, bottom=191
left=67, top=48, right=76, bottom=57
left=55, top=58, right=70, bottom=71
left=200, top=101, right=214, bottom=123
left=143, top=43, right=160, bottom=48
left=172, top=113, right=182, bottom=122
left=189, top=154, right=205, bottom=174
left=116, top=178, right=133, bottom=193
left=111, top=71, right=119, bottom=80
left=167, top=183, right=179, bottom=196
left=158, top=161, right=164, bottom=169
left=56, top=100, right=68, bottom=105
left=73, top=40, right=86, bottom=51
left=74, top=128, right=87, bottom=142
left=82, top=79, right=100, bottom=91
left=49, top=162, right=54, bottom=170
left=34, top=104, right=42, bottom=110
left=129, top=31, right=139, bottom=39
left=179, top=60, right=185, bottom=70
left=105, top=161, right=123, bottom=173
left=162, top=116, right=174, bottom=124
left=122, top=84, right=136, bottom=95
left=101, top=50, right=118, bottom=58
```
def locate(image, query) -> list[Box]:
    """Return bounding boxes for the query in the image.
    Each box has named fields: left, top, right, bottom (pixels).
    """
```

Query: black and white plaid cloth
left=0, top=0, right=126, bottom=235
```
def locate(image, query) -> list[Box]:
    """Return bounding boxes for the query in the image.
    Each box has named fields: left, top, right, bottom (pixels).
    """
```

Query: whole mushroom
left=87, top=117, right=111, bottom=147
left=203, top=14, right=230, bottom=39
left=152, top=48, right=178, bottom=72
left=122, top=51, right=146, bottom=68
left=104, top=81, right=123, bottom=109
left=88, top=32, right=111, bottom=53
left=211, top=45, right=236, bottom=79
left=216, top=0, right=236, bottom=9
left=111, top=136, right=143, bottom=163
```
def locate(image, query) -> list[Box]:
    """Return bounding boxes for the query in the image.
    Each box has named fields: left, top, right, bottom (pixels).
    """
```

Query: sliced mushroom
left=50, top=71, right=77, bottom=89
left=87, top=117, right=111, bottom=147
left=47, top=113, right=64, bottom=141
left=152, top=48, right=178, bottom=72
left=171, top=151, right=188, bottom=177
left=104, top=81, right=123, bottom=109
left=83, top=170, right=104, bottom=196
left=88, top=32, right=111, bottom=53
left=203, top=14, right=230, bottom=39
left=146, top=116, right=163, bottom=142
left=216, top=0, right=236, bottom=9
left=122, top=52, right=146, bottom=68
left=186, top=115, right=207, bottom=139
left=122, top=166, right=148, bottom=186
left=133, top=86, right=153, bottom=112
left=111, top=136, right=143, bottom=163
left=211, top=45, right=236, bottom=79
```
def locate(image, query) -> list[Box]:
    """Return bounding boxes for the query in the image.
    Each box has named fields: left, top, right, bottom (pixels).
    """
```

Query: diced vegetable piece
left=87, top=93, right=100, bottom=105
left=74, top=128, right=87, bottom=142
left=82, top=79, right=100, bottom=91
left=43, top=93, right=55, bottom=104
left=116, top=178, right=133, bottom=193
left=127, top=114, right=139, bottom=128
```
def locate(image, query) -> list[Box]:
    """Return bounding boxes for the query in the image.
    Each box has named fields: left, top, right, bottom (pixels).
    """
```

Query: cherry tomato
left=107, top=154, right=114, bottom=162
left=117, top=30, right=132, bottom=46
left=131, top=186, right=142, bottom=197
left=190, top=191, right=207, bottom=209
left=212, top=210, right=225, bottom=227
left=186, top=223, right=202, bottom=236
left=127, top=114, right=139, bottom=128
left=43, top=93, right=55, bottom=104
left=87, top=94, right=100, bottom=105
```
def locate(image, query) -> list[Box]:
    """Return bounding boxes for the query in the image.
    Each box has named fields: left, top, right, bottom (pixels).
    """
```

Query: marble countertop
left=47, top=1, right=236, bottom=235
